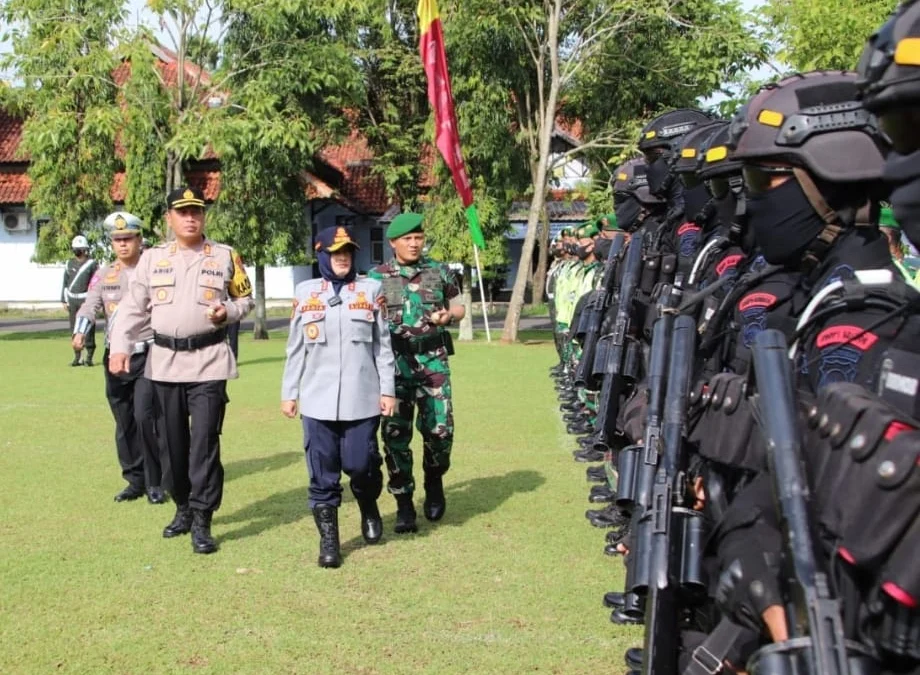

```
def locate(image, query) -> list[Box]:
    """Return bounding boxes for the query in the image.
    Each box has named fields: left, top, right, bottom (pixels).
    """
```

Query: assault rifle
left=573, top=233, right=627, bottom=389
left=747, top=330, right=867, bottom=675
left=590, top=235, right=644, bottom=452
left=639, top=313, right=701, bottom=674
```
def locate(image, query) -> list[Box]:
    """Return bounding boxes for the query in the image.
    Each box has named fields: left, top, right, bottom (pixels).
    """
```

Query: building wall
left=0, top=203, right=391, bottom=303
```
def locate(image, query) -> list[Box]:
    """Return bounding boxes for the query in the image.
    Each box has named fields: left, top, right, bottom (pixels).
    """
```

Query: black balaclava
left=683, top=183, right=711, bottom=224
left=317, top=248, right=357, bottom=293
left=884, top=149, right=920, bottom=251
left=615, top=196, right=644, bottom=232
left=746, top=177, right=827, bottom=266
left=593, top=237, right=613, bottom=260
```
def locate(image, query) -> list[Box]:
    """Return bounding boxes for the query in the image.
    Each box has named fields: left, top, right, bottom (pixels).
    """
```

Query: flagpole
left=471, top=243, right=491, bottom=342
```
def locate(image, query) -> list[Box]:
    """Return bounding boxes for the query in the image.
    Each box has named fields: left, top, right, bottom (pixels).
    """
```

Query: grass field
left=0, top=329, right=638, bottom=674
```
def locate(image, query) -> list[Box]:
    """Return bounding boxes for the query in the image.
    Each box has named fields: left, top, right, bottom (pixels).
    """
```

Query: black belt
left=154, top=328, right=227, bottom=352
left=392, top=332, right=449, bottom=355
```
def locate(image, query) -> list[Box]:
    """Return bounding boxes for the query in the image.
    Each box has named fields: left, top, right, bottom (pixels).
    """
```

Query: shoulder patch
left=816, top=325, right=879, bottom=351
left=228, top=250, right=252, bottom=298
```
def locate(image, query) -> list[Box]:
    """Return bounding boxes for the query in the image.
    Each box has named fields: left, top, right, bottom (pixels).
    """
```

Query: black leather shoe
left=358, top=499, right=383, bottom=544
left=559, top=401, right=582, bottom=413
left=577, top=435, right=598, bottom=447
left=589, top=485, right=616, bottom=503
left=586, top=505, right=628, bottom=528
left=114, top=484, right=145, bottom=502
left=573, top=447, right=604, bottom=463
left=70, top=356, right=82, bottom=367
left=394, top=494, right=418, bottom=533
left=606, top=527, right=629, bottom=544
left=611, top=608, right=643, bottom=625
left=603, top=591, right=625, bottom=608
left=423, top=474, right=446, bottom=522
left=625, top=648, right=643, bottom=670
left=146, top=487, right=167, bottom=504
left=163, top=504, right=193, bottom=538
left=586, top=465, right=606, bottom=483
left=567, top=420, right=593, bottom=435
left=191, top=509, right=217, bottom=554
left=604, top=542, right=625, bottom=556
left=313, top=505, right=341, bottom=567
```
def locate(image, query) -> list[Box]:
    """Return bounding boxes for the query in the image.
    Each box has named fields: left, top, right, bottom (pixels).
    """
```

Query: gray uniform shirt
left=110, top=239, right=255, bottom=383
left=76, top=261, right=153, bottom=347
left=281, top=277, right=395, bottom=421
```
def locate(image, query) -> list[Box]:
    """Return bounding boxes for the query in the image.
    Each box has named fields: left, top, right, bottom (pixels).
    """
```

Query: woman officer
left=281, top=226, right=396, bottom=568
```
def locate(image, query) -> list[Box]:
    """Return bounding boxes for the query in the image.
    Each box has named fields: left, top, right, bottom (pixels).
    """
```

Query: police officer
left=281, top=226, right=396, bottom=568
left=108, top=186, right=254, bottom=555
left=73, top=212, right=165, bottom=504
left=62, top=234, right=99, bottom=366
left=368, top=212, right=464, bottom=534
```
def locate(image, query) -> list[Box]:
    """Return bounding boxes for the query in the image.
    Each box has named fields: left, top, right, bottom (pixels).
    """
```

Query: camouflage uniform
left=368, top=256, right=460, bottom=495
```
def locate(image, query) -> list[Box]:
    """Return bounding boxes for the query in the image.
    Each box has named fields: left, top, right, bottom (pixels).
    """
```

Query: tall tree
left=762, top=0, right=896, bottom=72
left=205, top=0, right=362, bottom=338
left=0, top=0, right=125, bottom=261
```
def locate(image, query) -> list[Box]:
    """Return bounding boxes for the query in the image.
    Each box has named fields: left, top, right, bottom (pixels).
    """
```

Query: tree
left=0, top=0, right=125, bottom=262
left=761, top=0, right=897, bottom=72
left=204, top=0, right=363, bottom=338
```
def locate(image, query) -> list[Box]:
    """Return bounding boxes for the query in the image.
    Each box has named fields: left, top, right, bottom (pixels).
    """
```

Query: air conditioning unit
left=2, top=213, right=33, bottom=232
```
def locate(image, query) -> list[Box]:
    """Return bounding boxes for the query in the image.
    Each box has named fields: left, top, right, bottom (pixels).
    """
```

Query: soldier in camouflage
left=368, top=212, right=465, bottom=534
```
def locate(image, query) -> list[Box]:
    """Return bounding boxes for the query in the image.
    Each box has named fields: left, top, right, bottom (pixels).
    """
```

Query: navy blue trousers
left=302, top=416, right=383, bottom=508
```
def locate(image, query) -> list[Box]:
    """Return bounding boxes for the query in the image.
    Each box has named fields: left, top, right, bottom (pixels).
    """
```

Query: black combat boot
left=393, top=494, right=418, bottom=534
left=625, top=647, right=643, bottom=670
left=588, top=484, right=616, bottom=503
left=83, top=348, right=95, bottom=367
left=586, top=465, right=606, bottom=482
left=70, top=350, right=82, bottom=367
left=357, top=498, right=383, bottom=544
left=162, top=503, right=193, bottom=538
left=423, top=474, right=446, bottom=522
left=191, top=509, right=217, bottom=554
left=313, top=505, right=342, bottom=567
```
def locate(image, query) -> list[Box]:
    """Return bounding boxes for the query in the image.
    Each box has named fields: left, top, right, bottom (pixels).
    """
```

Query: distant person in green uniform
left=368, top=213, right=464, bottom=534
left=880, top=207, right=920, bottom=286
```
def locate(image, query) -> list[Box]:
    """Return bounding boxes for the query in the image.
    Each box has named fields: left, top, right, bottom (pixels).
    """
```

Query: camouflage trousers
left=381, top=350, right=454, bottom=495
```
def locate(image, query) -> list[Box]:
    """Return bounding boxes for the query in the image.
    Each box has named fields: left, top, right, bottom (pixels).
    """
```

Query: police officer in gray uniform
left=73, top=212, right=165, bottom=504
left=281, top=225, right=396, bottom=568
left=109, top=186, right=254, bottom=555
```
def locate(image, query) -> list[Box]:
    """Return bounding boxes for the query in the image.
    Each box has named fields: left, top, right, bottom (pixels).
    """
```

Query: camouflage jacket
left=368, top=256, right=461, bottom=339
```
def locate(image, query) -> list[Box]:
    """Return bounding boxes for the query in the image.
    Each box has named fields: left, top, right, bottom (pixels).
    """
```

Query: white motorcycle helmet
left=71, top=235, right=89, bottom=250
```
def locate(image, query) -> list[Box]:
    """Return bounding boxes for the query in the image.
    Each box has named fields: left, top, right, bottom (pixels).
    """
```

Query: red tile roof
left=108, top=168, right=220, bottom=204
left=0, top=170, right=30, bottom=203
left=0, top=111, right=25, bottom=162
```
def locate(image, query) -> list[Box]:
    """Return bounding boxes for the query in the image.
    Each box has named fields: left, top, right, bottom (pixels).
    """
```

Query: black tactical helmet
left=727, top=71, right=888, bottom=184
left=697, top=124, right=743, bottom=180
left=857, top=0, right=920, bottom=115
left=611, top=158, right=665, bottom=206
left=637, top=108, right=714, bottom=154
left=673, top=121, right=728, bottom=176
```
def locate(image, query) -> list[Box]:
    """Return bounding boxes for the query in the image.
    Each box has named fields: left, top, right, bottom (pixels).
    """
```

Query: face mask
left=884, top=150, right=920, bottom=251
left=683, top=184, right=711, bottom=224
left=593, top=237, right=613, bottom=260
left=746, top=178, right=827, bottom=266
left=615, top=197, right=644, bottom=232
left=646, top=155, right=673, bottom=198
left=575, top=243, right=592, bottom=260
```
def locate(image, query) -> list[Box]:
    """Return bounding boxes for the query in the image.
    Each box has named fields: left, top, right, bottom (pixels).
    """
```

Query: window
left=370, top=227, right=384, bottom=264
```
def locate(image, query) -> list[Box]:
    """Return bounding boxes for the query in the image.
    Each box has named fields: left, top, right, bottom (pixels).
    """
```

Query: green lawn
left=0, top=330, right=638, bottom=674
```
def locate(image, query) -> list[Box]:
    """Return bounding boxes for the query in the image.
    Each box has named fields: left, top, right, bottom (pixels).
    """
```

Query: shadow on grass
left=340, top=469, right=546, bottom=553
left=223, top=450, right=302, bottom=483
left=215, top=486, right=308, bottom=544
